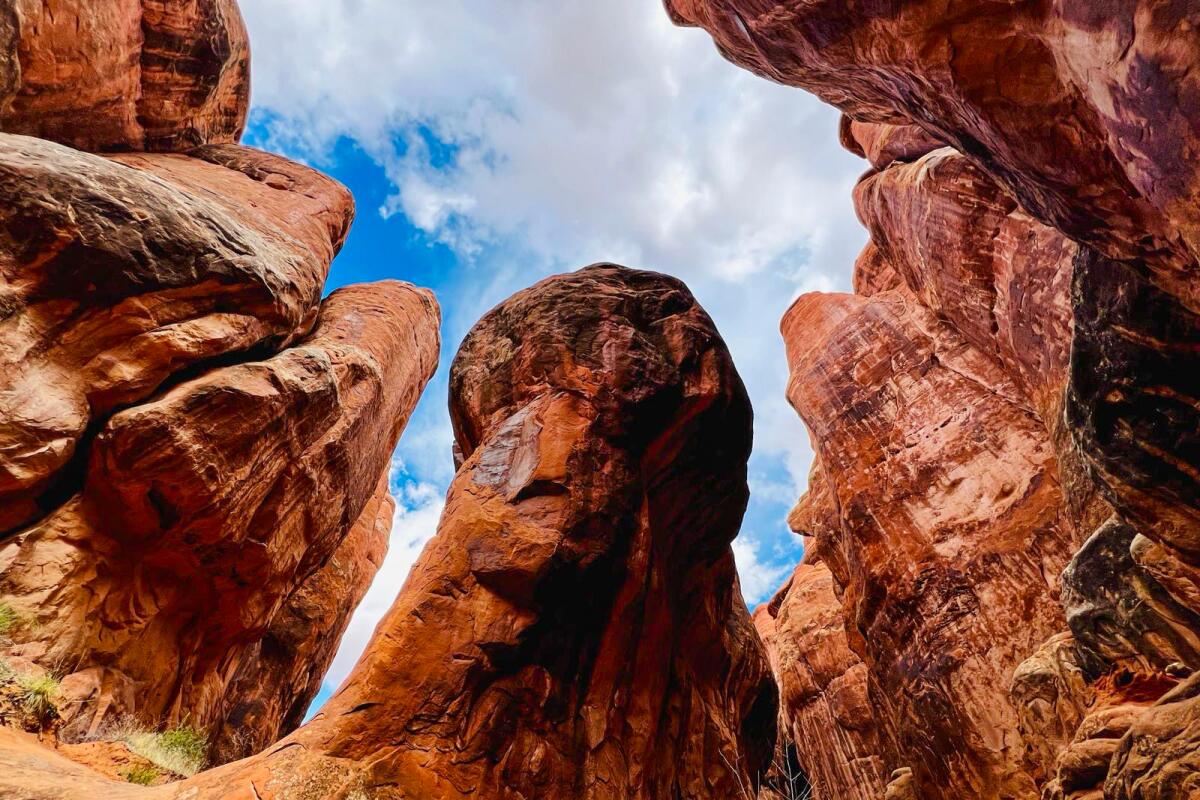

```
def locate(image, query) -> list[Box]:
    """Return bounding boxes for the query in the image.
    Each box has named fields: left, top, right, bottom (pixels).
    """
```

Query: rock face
left=0, top=0, right=444, bottom=764
left=671, top=3, right=1200, bottom=799
left=0, top=277, right=440, bottom=741
left=0, top=134, right=353, bottom=535
left=136, top=264, right=775, bottom=800
left=782, top=286, right=1073, bottom=799
left=0, top=127, right=438, bottom=754
left=209, top=479, right=393, bottom=763
left=753, top=560, right=887, bottom=800
left=0, top=0, right=250, bottom=151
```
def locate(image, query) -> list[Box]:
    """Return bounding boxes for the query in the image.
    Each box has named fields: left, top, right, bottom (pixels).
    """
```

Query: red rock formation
left=1009, top=633, right=1094, bottom=789
left=76, top=264, right=775, bottom=800
left=668, top=0, right=1200, bottom=582
left=664, top=1, right=1200, bottom=285
left=209, top=480, right=394, bottom=763
left=0, top=0, right=249, bottom=152
left=1105, top=672, right=1200, bottom=798
left=670, top=4, right=1200, bottom=798
left=753, top=559, right=887, bottom=800
left=1045, top=670, right=1183, bottom=800
left=782, top=286, right=1074, bottom=799
left=0, top=279, right=440, bottom=738
left=0, top=135, right=352, bottom=535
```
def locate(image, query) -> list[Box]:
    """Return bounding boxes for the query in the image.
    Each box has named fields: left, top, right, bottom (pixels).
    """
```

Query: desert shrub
left=125, top=725, right=209, bottom=777
left=16, top=673, right=59, bottom=722
left=122, top=764, right=160, bottom=785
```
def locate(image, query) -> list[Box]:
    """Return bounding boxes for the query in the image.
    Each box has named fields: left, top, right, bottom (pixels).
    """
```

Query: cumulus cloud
left=733, top=538, right=793, bottom=609
left=322, top=481, right=445, bottom=692
left=240, top=0, right=866, bottom=657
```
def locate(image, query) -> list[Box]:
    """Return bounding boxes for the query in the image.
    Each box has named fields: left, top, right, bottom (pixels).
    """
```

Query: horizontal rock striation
left=753, top=559, right=887, bottom=800
left=0, top=134, right=353, bottom=535
left=148, top=264, right=777, bottom=800
left=0, top=278, right=440, bottom=739
left=671, top=3, right=1200, bottom=798
left=0, top=0, right=249, bottom=152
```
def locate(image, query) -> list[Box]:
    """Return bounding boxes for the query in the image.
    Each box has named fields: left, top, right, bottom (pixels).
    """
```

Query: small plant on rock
left=122, top=764, right=160, bottom=786
left=0, top=603, right=17, bottom=638
left=125, top=725, right=209, bottom=777
left=16, top=673, right=59, bottom=723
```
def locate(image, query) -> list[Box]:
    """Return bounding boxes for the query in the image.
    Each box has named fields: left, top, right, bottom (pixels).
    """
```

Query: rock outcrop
left=753, top=559, right=887, bottom=800
left=208, top=478, right=393, bottom=763
left=671, top=2, right=1200, bottom=798
left=0, top=0, right=250, bottom=151
left=0, top=0, right=442, bottom=767
left=782, top=285, right=1073, bottom=799
left=0, top=135, right=353, bottom=535
left=0, top=277, right=440, bottom=742
left=150, top=264, right=775, bottom=800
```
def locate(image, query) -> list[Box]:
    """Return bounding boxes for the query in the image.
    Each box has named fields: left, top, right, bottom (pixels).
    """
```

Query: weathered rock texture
left=0, top=277, right=440, bottom=742
left=753, top=559, right=887, bottom=800
left=782, top=286, right=1073, bottom=799
left=670, top=2, right=1200, bottom=798
left=0, top=134, right=354, bottom=535
left=93, top=264, right=774, bottom=800
left=0, top=0, right=250, bottom=152
left=209, top=479, right=394, bottom=763
left=0, top=1, right=443, bottom=759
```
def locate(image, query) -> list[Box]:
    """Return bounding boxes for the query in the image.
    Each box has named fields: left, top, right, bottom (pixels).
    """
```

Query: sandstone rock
left=782, top=287, right=1075, bottom=799
left=1130, top=535, right=1200, bottom=631
left=1068, top=251, right=1200, bottom=568
left=753, top=561, right=886, bottom=800
left=1010, top=633, right=1093, bottom=789
left=0, top=134, right=352, bottom=534
left=0, top=0, right=249, bottom=152
left=884, top=768, right=920, bottom=800
left=852, top=146, right=1075, bottom=426
left=666, top=0, right=1200, bottom=576
left=57, top=667, right=140, bottom=742
left=1062, top=517, right=1200, bottom=676
left=1105, top=671, right=1200, bottom=800
left=147, top=264, right=776, bottom=799
left=1044, top=670, right=1183, bottom=800
left=665, top=1, right=1200, bottom=293
left=850, top=242, right=902, bottom=298
left=209, top=479, right=393, bottom=763
left=0, top=280, right=440, bottom=741
left=846, top=137, right=1109, bottom=549
left=839, top=117, right=942, bottom=173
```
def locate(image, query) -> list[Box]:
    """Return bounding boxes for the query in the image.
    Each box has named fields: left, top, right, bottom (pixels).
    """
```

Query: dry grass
left=122, top=764, right=161, bottom=785
left=16, top=673, right=59, bottom=723
left=122, top=725, right=209, bottom=777
left=0, top=603, right=17, bottom=638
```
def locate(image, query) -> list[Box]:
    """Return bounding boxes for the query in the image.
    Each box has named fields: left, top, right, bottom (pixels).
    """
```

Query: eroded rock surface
left=138, top=264, right=777, bottom=800
left=0, top=0, right=249, bottom=152
left=668, top=5, right=1200, bottom=796
left=782, top=286, right=1073, bottom=799
left=210, top=479, right=394, bottom=763
left=0, top=279, right=440, bottom=740
left=0, top=134, right=353, bottom=535
left=753, top=559, right=887, bottom=800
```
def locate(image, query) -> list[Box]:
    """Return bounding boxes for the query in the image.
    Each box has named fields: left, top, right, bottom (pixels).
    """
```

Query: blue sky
left=237, top=0, right=866, bottom=710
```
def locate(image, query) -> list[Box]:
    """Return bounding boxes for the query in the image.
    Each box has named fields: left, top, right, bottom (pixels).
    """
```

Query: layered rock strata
left=669, top=2, right=1200, bottom=798
left=0, top=0, right=442, bottom=762
left=0, top=278, right=440, bottom=740
left=0, top=0, right=250, bottom=151
left=148, top=264, right=776, bottom=800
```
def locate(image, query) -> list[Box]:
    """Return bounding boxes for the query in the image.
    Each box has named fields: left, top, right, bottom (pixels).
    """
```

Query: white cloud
left=322, top=484, right=445, bottom=692
left=733, top=538, right=792, bottom=610
left=240, top=0, right=866, bottom=663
